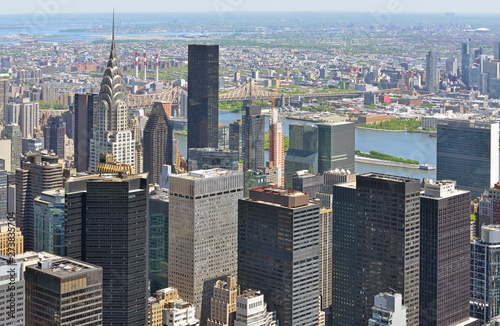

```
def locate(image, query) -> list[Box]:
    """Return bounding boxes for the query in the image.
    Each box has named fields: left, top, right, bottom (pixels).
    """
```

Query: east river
left=176, top=111, right=438, bottom=181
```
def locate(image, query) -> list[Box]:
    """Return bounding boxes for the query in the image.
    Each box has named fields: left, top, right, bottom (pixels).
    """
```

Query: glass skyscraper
left=317, top=122, right=355, bottom=174
left=188, top=44, right=219, bottom=151
left=436, top=119, right=499, bottom=199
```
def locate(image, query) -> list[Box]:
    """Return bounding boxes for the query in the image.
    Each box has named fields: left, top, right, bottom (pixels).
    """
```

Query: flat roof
left=175, top=168, right=240, bottom=180
left=360, top=172, right=418, bottom=183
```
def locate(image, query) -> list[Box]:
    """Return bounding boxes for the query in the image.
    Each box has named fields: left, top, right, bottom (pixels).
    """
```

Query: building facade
left=89, top=23, right=136, bottom=173
left=74, top=93, right=98, bottom=172
left=169, top=169, right=243, bottom=323
left=1, top=124, right=22, bottom=172
left=187, top=44, right=219, bottom=150
left=44, top=116, right=66, bottom=159
left=317, top=122, right=355, bottom=174
left=0, top=256, right=24, bottom=325
left=16, top=153, right=62, bottom=251
left=355, top=173, right=420, bottom=326
left=241, top=106, right=265, bottom=172
left=437, top=119, right=499, bottom=198
left=426, top=51, right=439, bottom=92
left=234, top=290, right=278, bottom=326
left=34, top=188, right=65, bottom=256
left=188, top=148, right=239, bottom=172
left=368, top=293, right=406, bottom=326
left=25, top=254, right=102, bottom=325
left=268, top=109, right=284, bottom=186
left=143, top=101, right=174, bottom=185
left=238, top=186, right=320, bottom=325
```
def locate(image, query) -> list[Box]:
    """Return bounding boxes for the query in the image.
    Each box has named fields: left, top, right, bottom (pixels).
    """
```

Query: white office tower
left=0, top=256, right=25, bottom=325
left=369, top=293, right=407, bottom=326
left=234, top=290, right=278, bottom=326
left=163, top=300, right=200, bottom=326
left=89, top=18, right=136, bottom=173
left=168, top=169, right=243, bottom=322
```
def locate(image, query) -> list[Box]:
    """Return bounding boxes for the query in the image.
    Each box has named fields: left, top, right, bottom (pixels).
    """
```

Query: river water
left=175, top=112, right=438, bottom=180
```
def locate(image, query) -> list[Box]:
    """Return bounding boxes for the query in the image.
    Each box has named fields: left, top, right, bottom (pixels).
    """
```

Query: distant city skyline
left=3, top=0, right=500, bottom=15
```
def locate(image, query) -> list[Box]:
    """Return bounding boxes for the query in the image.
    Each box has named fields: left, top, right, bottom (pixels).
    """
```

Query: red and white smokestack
left=144, top=53, right=147, bottom=81
left=155, top=54, right=159, bottom=83
left=135, top=52, right=138, bottom=78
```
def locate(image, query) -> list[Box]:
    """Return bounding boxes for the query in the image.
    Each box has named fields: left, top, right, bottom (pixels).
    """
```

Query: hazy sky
left=3, top=0, right=500, bottom=15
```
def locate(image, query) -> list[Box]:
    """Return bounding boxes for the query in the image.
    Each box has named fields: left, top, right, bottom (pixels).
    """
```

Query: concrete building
left=317, top=122, right=355, bottom=174
left=368, top=293, right=406, bottom=326
left=238, top=186, right=320, bottom=325
left=169, top=169, right=243, bottom=323
left=437, top=119, right=499, bottom=198
left=188, top=148, right=239, bottom=172
left=89, top=23, right=136, bottom=173
left=426, top=51, right=439, bottom=92
left=318, top=204, right=332, bottom=315
left=4, top=97, right=39, bottom=138
left=0, top=256, right=24, bottom=325
left=21, top=137, right=44, bottom=154
left=16, top=153, right=62, bottom=251
left=0, top=220, right=23, bottom=256
left=268, top=109, right=284, bottom=186
left=0, top=171, right=6, bottom=220
left=420, top=180, right=479, bottom=326
left=356, top=173, right=420, bottom=326
left=241, top=106, right=265, bottom=172
left=471, top=225, right=500, bottom=323
left=25, top=254, right=103, bottom=325
left=0, top=140, right=11, bottom=172
left=234, top=290, right=278, bottom=326
left=34, top=188, right=65, bottom=256
left=148, top=287, right=200, bottom=326
left=1, top=124, right=22, bottom=171
left=207, top=276, right=239, bottom=326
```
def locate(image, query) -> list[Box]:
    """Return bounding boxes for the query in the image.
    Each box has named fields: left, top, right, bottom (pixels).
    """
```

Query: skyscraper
left=187, top=44, right=219, bottom=150
left=25, top=254, right=103, bottom=325
left=0, top=255, right=24, bottom=325
left=471, top=225, right=500, bottom=324
left=169, top=169, right=243, bottom=323
left=149, top=187, right=169, bottom=293
left=419, top=180, right=479, bottom=326
left=241, top=106, right=265, bottom=172
left=285, top=123, right=319, bottom=188
left=462, top=40, right=473, bottom=86
left=4, top=97, right=39, bottom=138
left=89, top=17, right=136, bottom=173
left=495, top=41, right=500, bottom=60
left=229, top=119, right=242, bottom=155
left=143, top=101, right=174, bottom=185
left=1, top=124, right=22, bottom=171
left=34, top=188, right=65, bottom=256
left=64, top=172, right=149, bottom=325
left=437, top=119, right=499, bottom=198
left=268, top=109, right=284, bottom=186
left=16, top=153, right=63, bottom=250
left=355, top=173, right=420, bottom=326
left=44, top=116, right=66, bottom=159
left=74, top=93, right=98, bottom=172
left=238, top=186, right=320, bottom=325
left=425, top=51, right=438, bottom=92
left=0, top=170, right=6, bottom=220
left=317, top=122, right=355, bottom=174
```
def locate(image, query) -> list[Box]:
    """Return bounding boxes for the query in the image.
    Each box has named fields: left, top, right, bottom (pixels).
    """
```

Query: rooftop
left=360, top=172, right=419, bottom=184
left=177, top=168, right=239, bottom=180
left=239, top=289, right=262, bottom=299
left=27, top=255, right=101, bottom=278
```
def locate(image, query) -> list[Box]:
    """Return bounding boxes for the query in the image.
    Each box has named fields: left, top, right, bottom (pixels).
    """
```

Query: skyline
left=3, top=0, right=500, bottom=15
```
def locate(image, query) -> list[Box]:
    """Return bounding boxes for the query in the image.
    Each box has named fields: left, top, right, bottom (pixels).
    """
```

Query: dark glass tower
left=64, top=173, right=149, bottom=326
left=462, top=40, right=472, bottom=86
left=419, top=180, right=474, bottom=325
left=238, top=186, right=320, bottom=325
left=44, top=116, right=66, bottom=159
left=74, top=93, right=98, bottom=172
left=187, top=44, right=219, bottom=151
left=143, top=101, right=173, bottom=185
left=285, top=124, right=319, bottom=188
left=241, top=105, right=265, bottom=172
left=355, top=173, right=420, bottom=326
left=437, top=119, right=499, bottom=199
left=317, top=122, right=355, bottom=174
